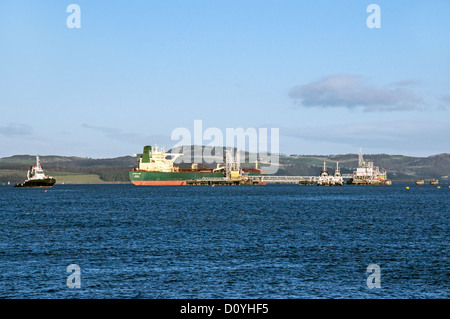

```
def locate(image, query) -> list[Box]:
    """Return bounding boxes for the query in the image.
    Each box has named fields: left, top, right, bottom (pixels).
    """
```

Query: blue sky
left=1, top=0, right=449, bottom=158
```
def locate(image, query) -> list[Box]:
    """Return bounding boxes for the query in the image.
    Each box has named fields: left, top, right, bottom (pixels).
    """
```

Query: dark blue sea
left=0, top=183, right=448, bottom=299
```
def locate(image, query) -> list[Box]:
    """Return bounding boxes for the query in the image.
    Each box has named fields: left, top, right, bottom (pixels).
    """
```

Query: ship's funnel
left=142, top=145, right=152, bottom=163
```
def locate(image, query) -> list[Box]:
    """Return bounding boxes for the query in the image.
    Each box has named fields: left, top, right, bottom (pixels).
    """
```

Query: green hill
left=0, top=150, right=449, bottom=184
left=0, top=155, right=136, bottom=184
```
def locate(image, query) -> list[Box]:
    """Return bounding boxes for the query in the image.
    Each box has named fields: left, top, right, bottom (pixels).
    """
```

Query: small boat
left=318, top=161, right=345, bottom=186
left=430, top=179, right=439, bottom=185
left=415, top=180, right=424, bottom=185
left=14, top=155, right=56, bottom=188
left=317, top=162, right=331, bottom=186
left=331, top=161, right=344, bottom=186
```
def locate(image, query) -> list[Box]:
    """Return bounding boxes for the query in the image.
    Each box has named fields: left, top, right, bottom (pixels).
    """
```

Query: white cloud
left=0, top=123, right=33, bottom=137
left=281, top=119, right=450, bottom=156
left=289, top=74, right=423, bottom=112
left=440, top=95, right=450, bottom=109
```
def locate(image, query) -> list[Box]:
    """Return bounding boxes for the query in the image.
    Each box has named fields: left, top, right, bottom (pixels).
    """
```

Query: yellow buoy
left=437, top=186, right=441, bottom=189
left=406, top=186, right=409, bottom=189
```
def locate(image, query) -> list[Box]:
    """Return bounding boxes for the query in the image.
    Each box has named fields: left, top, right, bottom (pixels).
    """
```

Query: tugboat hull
left=14, top=178, right=56, bottom=188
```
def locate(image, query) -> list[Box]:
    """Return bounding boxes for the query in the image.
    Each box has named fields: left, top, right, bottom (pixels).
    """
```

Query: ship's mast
left=225, top=150, right=232, bottom=179
left=358, top=148, right=364, bottom=166
left=234, top=150, right=241, bottom=172
left=334, top=161, right=341, bottom=177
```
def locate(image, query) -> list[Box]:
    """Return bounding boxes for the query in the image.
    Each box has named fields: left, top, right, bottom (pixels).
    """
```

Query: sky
left=0, top=0, right=449, bottom=158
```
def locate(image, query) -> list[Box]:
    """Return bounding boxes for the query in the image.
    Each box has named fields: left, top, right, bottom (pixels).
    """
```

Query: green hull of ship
left=130, top=171, right=224, bottom=182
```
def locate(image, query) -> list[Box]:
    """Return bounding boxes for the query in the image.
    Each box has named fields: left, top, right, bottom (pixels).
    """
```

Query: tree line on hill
left=0, top=149, right=449, bottom=184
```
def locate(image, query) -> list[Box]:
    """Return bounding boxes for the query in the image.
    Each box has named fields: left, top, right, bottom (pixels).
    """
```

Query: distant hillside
left=1, top=149, right=449, bottom=184
left=0, top=155, right=136, bottom=184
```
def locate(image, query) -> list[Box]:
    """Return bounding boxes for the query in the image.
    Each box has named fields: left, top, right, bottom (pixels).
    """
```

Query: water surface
left=0, top=184, right=448, bottom=298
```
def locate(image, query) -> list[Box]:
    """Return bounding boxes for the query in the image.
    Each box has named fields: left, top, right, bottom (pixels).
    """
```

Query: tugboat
left=415, top=180, right=425, bottom=185
left=331, top=161, right=344, bottom=186
left=317, top=162, right=332, bottom=186
left=430, top=179, right=439, bottom=185
left=14, top=155, right=56, bottom=188
left=317, top=161, right=344, bottom=186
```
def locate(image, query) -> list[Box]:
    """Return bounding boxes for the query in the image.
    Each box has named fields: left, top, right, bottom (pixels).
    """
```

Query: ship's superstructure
left=14, top=155, right=56, bottom=187
left=135, top=145, right=183, bottom=172
left=348, top=149, right=391, bottom=185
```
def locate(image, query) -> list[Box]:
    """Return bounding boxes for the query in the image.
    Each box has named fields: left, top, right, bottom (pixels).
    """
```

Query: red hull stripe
left=132, top=180, right=187, bottom=186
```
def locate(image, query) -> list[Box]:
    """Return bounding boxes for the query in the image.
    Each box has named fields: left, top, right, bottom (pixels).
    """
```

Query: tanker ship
left=129, top=145, right=263, bottom=185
